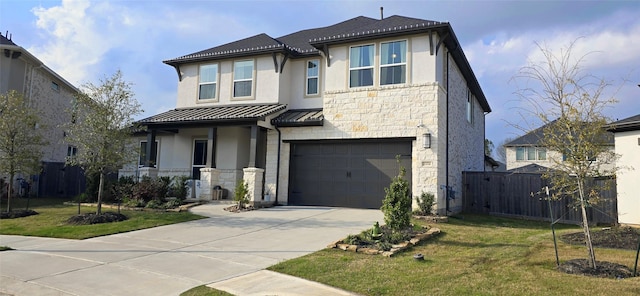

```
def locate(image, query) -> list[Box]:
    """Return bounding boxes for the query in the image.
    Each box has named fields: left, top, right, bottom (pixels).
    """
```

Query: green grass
left=268, top=215, right=640, bottom=296
left=180, top=285, right=233, bottom=296
left=0, top=197, right=206, bottom=239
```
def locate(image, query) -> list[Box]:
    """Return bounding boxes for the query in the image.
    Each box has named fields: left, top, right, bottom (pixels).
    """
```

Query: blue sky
left=2, top=0, right=639, bottom=157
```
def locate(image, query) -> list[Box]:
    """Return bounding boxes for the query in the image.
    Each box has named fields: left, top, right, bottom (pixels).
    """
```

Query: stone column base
left=199, top=168, right=221, bottom=200
left=242, top=167, right=265, bottom=203
left=138, top=167, right=158, bottom=181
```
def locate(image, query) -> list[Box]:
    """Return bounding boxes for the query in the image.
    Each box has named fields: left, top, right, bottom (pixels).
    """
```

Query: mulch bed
left=66, top=212, right=128, bottom=225
left=0, top=209, right=39, bottom=219
left=558, top=227, right=639, bottom=279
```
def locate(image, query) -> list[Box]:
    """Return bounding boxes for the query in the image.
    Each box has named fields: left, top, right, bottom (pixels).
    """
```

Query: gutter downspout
left=445, top=50, right=450, bottom=214
left=274, top=126, right=282, bottom=205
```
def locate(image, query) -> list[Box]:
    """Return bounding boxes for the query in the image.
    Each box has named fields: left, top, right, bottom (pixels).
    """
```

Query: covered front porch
left=119, top=104, right=285, bottom=205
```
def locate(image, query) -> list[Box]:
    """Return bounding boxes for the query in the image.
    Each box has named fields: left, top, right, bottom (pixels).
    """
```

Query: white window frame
left=516, top=147, right=547, bottom=161
left=233, top=60, right=254, bottom=98
left=349, top=44, right=375, bottom=88
left=306, top=59, right=320, bottom=96
left=379, top=40, right=407, bottom=85
left=198, top=64, right=218, bottom=101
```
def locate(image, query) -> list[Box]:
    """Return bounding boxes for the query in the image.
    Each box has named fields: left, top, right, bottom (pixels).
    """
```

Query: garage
left=288, top=139, right=412, bottom=208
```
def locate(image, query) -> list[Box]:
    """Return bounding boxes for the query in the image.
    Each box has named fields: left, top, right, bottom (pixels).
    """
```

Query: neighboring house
left=0, top=32, right=84, bottom=197
left=484, top=155, right=505, bottom=172
left=504, top=121, right=614, bottom=171
left=607, top=114, right=640, bottom=226
left=121, top=15, right=491, bottom=213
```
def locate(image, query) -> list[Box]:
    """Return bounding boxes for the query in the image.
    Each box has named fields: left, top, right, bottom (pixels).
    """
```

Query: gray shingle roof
left=506, top=120, right=614, bottom=147
left=271, top=109, right=324, bottom=127
left=163, top=15, right=444, bottom=64
left=138, top=104, right=286, bottom=125
left=607, top=114, right=640, bottom=132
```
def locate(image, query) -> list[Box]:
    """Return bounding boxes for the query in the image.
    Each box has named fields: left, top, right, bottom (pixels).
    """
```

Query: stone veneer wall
left=266, top=83, right=442, bottom=209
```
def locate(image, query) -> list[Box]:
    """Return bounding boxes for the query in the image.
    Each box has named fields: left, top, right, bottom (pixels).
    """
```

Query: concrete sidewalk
left=0, top=204, right=380, bottom=295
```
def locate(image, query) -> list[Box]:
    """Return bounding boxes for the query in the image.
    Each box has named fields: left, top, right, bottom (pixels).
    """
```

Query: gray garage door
left=288, top=140, right=412, bottom=209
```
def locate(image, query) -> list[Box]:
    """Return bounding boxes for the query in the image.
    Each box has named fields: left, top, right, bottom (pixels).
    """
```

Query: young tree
left=513, top=40, right=619, bottom=269
left=0, top=90, right=47, bottom=212
left=64, top=71, right=142, bottom=214
left=484, top=139, right=494, bottom=156
left=495, top=136, right=514, bottom=163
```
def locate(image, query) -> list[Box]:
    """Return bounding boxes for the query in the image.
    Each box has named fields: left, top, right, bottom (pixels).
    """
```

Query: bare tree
left=495, top=136, right=514, bottom=163
left=63, top=71, right=143, bottom=214
left=512, top=40, right=619, bottom=269
left=0, top=90, right=46, bottom=212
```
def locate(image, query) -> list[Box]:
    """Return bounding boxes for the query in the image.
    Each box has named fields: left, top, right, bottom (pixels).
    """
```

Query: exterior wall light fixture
left=423, top=133, right=431, bottom=149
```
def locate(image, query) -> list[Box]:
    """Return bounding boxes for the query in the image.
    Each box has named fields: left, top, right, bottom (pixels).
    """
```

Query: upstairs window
left=516, top=147, right=546, bottom=161
left=380, top=40, right=406, bottom=85
left=306, top=59, right=320, bottom=95
left=51, top=81, right=60, bottom=91
left=233, top=60, right=254, bottom=97
left=199, top=64, right=218, bottom=100
left=466, top=89, right=474, bottom=123
left=349, top=44, right=374, bottom=87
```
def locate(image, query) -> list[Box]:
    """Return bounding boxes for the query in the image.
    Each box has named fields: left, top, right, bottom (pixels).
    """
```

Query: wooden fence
left=462, top=171, right=618, bottom=225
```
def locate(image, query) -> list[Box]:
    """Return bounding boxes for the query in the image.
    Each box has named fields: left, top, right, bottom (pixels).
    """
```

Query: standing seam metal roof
left=138, top=104, right=286, bottom=124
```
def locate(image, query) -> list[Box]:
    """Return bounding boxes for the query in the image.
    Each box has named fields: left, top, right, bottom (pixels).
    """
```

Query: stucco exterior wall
left=615, top=129, right=640, bottom=225
left=175, top=55, right=282, bottom=108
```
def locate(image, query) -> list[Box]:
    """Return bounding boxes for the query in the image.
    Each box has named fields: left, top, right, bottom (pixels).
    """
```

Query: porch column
left=248, top=125, right=258, bottom=167
left=206, top=127, right=216, bottom=168
left=243, top=167, right=265, bottom=204
left=144, top=130, right=156, bottom=167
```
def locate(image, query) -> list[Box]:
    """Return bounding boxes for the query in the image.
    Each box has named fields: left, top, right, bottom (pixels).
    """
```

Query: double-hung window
left=199, top=64, right=218, bottom=100
left=306, top=59, right=320, bottom=95
left=349, top=44, right=374, bottom=87
left=380, top=40, right=406, bottom=85
left=233, top=60, right=254, bottom=97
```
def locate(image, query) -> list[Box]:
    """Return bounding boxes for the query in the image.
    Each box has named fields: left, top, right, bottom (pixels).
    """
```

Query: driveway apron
left=0, top=204, right=382, bottom=296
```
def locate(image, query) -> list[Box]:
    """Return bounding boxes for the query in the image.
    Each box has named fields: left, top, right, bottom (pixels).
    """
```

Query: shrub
left=415, top=192, right=435, bottom=215
left=234, top=180, right=250, bottom=208
left=169, top=175, right=189, bottom=200
left=122, top=197, right=145, bottom=208
left=112, top=176, right=136, bottom=202
left=381, top=162, right=412, bottom=232
left=164, top=199, right=182, bottom=209
left=145, top=199, right=165, bottom=209
left=157, top=176, right=172, bottom=199
left=132, top=176, right=161, bottom=203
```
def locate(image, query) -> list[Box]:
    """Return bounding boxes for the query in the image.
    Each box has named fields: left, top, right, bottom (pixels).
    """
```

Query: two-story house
left=1, top=33, right=84, bottom=198
left=607, top=114, right=640, bottom=226
left=122, top=15, right=491, bottom=214
left=504, top=121, right=615, bottom=172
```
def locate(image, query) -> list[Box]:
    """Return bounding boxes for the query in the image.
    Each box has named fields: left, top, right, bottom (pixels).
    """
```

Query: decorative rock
left=337, top=244, right=349, bottom=251
left=382, top=251, right=394, bottom=257
left=347, top=245, right=358, bottom=252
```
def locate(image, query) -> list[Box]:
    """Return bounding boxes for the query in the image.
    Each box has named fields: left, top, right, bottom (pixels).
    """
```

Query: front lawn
left=268, top=215, right=640, bottom=296
left=0, top=197, right=206, bottom=239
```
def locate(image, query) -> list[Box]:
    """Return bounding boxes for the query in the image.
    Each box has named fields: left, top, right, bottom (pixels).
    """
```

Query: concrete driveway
left=0, top=204, right=382, bottom=296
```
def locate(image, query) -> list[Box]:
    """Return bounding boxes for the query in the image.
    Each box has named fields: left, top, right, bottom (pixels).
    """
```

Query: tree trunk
left=578, top=179, right=597, bottom=269
left=96, top=172, right=104, bottom=214
left=6, top=173, right=14, bottom=213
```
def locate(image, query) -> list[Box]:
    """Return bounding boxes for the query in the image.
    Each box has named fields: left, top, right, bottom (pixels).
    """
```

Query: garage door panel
left=289, top=140, right=412, bottom=209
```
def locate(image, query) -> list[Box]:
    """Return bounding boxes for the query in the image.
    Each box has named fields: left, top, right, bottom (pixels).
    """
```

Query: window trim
left=139, top=140, right=159, bottom=167
left=305, top=59, right=320, bottom=96
left=379, top=39, right=407, bottom=86
left=232, top=59, right=255, bottom=99
left=349, top=44, right=376, bottom=88
left=198, top=63, right=218, bottom=101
